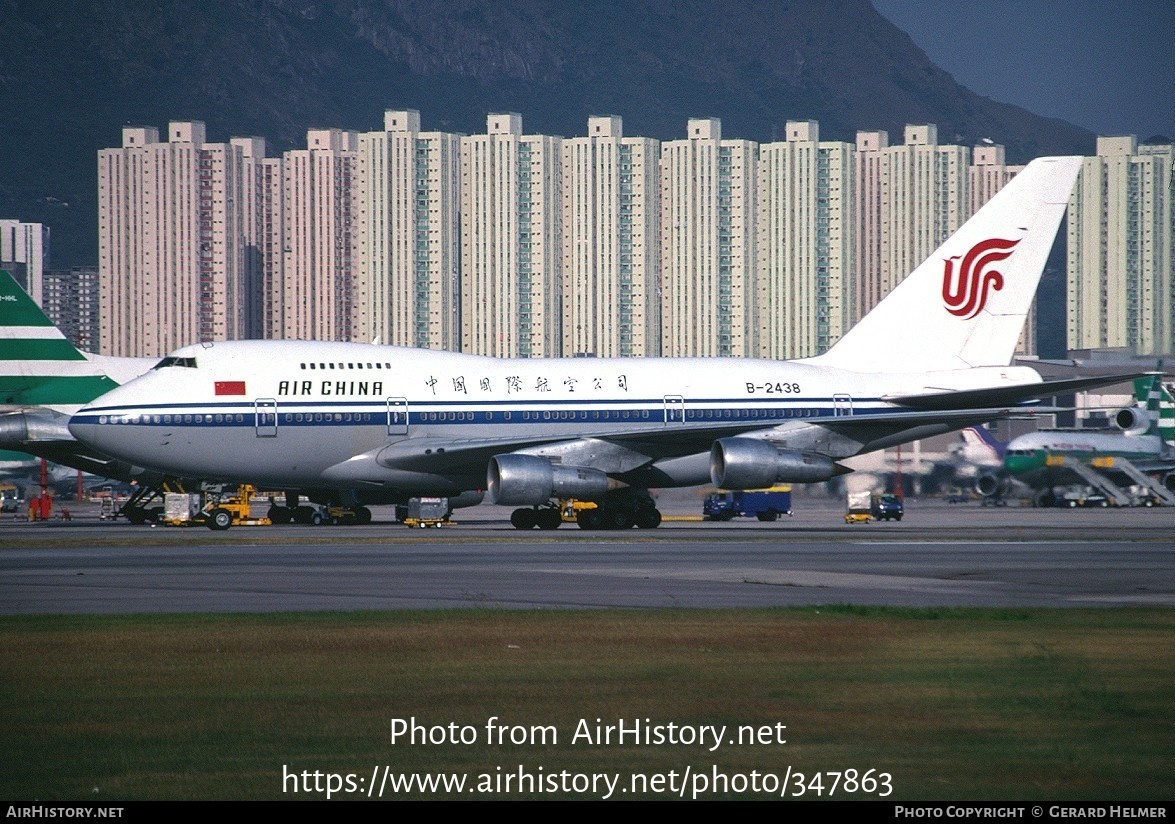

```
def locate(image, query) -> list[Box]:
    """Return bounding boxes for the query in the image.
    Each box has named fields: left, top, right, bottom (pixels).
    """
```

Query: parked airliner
left=977, top=376, right=1175, bottom=506
left=69, top=156, right=1132, bottom=528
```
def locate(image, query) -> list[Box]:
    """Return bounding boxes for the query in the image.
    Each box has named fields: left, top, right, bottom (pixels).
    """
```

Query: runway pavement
left=1, top=498, right=1171, bottom=613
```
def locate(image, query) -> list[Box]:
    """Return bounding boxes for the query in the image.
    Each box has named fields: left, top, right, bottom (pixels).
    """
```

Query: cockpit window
left=152, top=356, right=198, bottom=370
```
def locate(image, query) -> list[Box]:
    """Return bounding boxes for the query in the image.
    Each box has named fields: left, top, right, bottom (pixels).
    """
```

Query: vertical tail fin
left=961, top=425, right=1007, bottom=462
left=809, top=156, right=1083, bottom=373
left=0, top=270, right=120, bottom=405
left=0, top=270, right=88, bottom=363
left=1134, top=373, right=1175, bottom=442
left=1162, top=382, right=1175, bottom=444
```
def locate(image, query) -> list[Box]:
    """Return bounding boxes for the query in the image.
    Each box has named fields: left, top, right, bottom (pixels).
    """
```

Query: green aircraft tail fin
left=1132, top=374, right=1174, bottom=442
left=1159, top=382, right=1175, bottom=444
left=0, top=270, right=119, bottom=405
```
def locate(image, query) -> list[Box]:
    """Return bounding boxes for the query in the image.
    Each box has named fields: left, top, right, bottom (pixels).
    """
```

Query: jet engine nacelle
left=1114, top=406, right=1149, bottom=435
left=709, top=438, right=839, bottom=490
left=487, top=453, right=611, bottom=506
left=0, top=411, right=73, bottom=447
left=976, top=472, right=1013, bottom=498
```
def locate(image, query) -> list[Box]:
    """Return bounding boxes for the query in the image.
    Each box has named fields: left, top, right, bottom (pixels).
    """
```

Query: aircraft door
left=387, top=397, right=409, bottom=435
left=255, top=398, right=278, bottom=437
left=663, top=395, right=685, bottom=424
left=833, top=394, right=853, bottom=417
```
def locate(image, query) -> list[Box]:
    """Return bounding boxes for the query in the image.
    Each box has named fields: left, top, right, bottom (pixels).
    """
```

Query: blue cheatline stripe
left=72, top=399, right=902, bottom=430
left=76, top=395, right=886, bottom=413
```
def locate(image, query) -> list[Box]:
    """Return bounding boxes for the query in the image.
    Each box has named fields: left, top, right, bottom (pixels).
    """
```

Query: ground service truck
left=703, top=487, right=793, bottom=521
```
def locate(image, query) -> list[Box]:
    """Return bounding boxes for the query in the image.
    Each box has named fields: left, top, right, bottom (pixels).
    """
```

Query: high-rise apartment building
left=852, top=130, right=888, bottom=324
left=1068, top=136, right=1173, bottom=352
left=353, top=110, right=462, bottom=351
left=196, top=140, right=246, bottom=343
left=757, top=120, right=854, bottom=358
left=855, top=125, right=969, bottom=323
left=561, top=116, right=660, bottom=357
left=660, top=118, right=757, bottom=357
left=460, top=114, right=562, bottom=357
left=42, top=267, right=99, bottom=351
left=253, top=150, right=285, bottom=340
left=0, top=219, right=49, bottom=305
left=230, top=136, right=275, bottom=340
left=98, top=122, right=250, bottom=356
left=280, top=128, right=357, bottom=341
left=970, top=144, right=1024, bottom=215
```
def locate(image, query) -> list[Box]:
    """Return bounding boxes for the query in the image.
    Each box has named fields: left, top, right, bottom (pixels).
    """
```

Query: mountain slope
left=0, top=0, right=1093, bottom=266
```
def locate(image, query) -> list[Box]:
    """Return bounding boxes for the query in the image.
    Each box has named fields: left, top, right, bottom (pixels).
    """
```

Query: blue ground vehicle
left=871, top=493, right=904, bottom=521
left=703, top=487, right=793, bottom=522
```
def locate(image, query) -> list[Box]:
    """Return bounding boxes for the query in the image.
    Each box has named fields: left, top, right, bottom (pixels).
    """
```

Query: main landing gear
left=119, top=479, right=185, bottom=524
left=509, top=490, right=663, bottom=530
left=510, top=506, right=563, bottom=530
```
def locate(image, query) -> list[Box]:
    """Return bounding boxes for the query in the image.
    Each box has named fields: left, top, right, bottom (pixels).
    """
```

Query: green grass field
left=2, top=607, right=1171, bottom=800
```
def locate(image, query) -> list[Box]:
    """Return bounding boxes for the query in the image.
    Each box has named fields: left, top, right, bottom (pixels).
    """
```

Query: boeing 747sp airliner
left=69, top=156, right=1133, bottom=528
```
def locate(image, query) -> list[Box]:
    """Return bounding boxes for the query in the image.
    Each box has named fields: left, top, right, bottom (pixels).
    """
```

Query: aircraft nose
left=68, top=388, right=135, bottom=451
left=68, top=402, right=108, bottom=446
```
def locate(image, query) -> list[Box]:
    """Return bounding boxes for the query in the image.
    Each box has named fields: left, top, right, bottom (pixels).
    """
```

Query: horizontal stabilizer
left=889, top=373, right=1148, bottom=411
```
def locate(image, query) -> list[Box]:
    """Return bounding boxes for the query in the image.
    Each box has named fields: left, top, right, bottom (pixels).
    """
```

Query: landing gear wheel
left=606, top=507, right=634, bottom=530
left=576, top=508, right=604, bottom=530
left=634, top=508, right=662, bottom=529
left=536, top=508, right=562, bottom=530
left=267, top=505, right=292, bottom=524
left=354, top=506, right=372, bottom=525
left=208, top=508, right=233, bottom=531
left=511, top=508, right=538, bottom=529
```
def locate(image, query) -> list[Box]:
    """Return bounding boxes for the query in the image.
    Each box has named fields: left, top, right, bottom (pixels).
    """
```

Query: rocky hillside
left=0, top=0, right=1093, bottom=266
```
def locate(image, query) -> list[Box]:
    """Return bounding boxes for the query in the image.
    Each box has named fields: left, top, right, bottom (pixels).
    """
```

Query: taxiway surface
left=2, top=499, right=1170, bottom=613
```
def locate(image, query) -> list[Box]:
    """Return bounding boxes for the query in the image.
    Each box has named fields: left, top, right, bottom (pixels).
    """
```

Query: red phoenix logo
left=941, top=237, right=1021, bottom=319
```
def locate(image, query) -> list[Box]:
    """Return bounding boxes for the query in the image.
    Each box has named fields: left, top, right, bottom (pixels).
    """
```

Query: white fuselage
left=68, top=339, right=1042, bottom=496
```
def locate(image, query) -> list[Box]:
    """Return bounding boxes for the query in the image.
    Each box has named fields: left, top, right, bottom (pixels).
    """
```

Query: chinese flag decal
left=215, top=381, right=247, bottom=395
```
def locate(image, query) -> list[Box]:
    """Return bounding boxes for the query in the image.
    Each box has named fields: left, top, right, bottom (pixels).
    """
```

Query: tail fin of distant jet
left=1133, top=374, right=1175, bottom=442
left=809, top=156, right=1083, bottom=374
left=1162, top=383, right=1175, bottom=444
left=960, top=425, right=1006, bottom=463
left=0, top=270, right=120, bottom=406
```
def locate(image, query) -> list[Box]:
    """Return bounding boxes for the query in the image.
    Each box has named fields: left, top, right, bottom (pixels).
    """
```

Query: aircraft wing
left=888, top=373, right=1148, bottom=411
left=325, top=419, right=782, bottom=482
